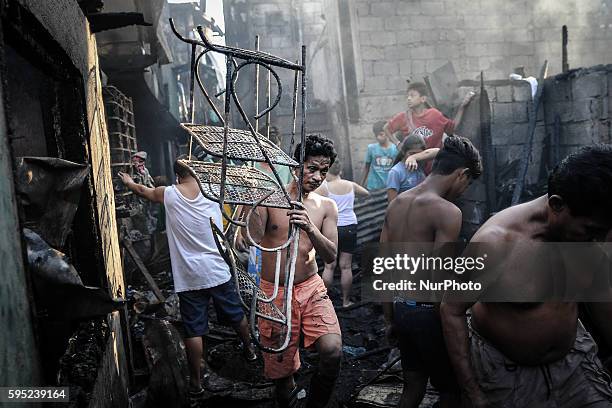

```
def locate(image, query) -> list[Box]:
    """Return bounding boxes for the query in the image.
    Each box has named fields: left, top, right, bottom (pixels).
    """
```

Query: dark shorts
left=337, top=224, right=358, bottom=254
left=178, top=279, right=245, bottom=338
left=393, top=301, right=460, bottom=394
left=470, top=319, right=612, bottom=407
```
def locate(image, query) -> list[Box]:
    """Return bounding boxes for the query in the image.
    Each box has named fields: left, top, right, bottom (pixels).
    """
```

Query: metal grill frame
left=170, top=18, right=308, bottom=354
left=180, top=124, right=299, bottom=167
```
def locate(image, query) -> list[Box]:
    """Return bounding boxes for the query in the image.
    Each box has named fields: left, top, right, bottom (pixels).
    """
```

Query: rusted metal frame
left=228, top=60, right=290, bottom=206
left=188, top=43, right=197, bottom=160
left=245, top=49, right=306, bottom=353
left=169, top=18, right=237, bottom=119
left=194, top=25, right=303, bottom=71
left=242, top=193, right=294, bottom=299
left=255, top=46, right=307, bottom=353
left=209, top=217, right=286, bottom=322
left=289, top=69, right=300, bottom=158
left=265, top=70, right=272, bottom=138
left=218, top=56, right=233, bottom=212
left=511, top=60, right=549, bottom=205
left=296, top=47, right=308, bottom=200
left=172, top=17, right=307, bottom=353
left=254, top=36, right=260, bottom=135
left=194, top=49, right=224, bottom=125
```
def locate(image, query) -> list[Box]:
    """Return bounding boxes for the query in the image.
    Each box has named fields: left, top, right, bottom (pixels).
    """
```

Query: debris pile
left=57, top=319, right=109, bottom=406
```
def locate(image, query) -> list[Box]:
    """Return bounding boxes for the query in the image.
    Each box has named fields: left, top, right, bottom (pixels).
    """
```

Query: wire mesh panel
left=178, top=159, right=292, bottom=208
left=233, top=259, right=286, bottom=323
left=181, top=124, right=299, bottom=167
left=170, top=18, right=306, bottom=353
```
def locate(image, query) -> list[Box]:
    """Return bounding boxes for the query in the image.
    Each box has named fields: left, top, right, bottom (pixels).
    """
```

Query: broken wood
left=347, top=354, right=402, bottom=404
left=122, top=239, right=165, bottom=302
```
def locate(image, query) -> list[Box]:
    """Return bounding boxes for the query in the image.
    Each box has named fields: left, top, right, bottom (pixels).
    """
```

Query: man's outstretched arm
left=404, top=148, right=440, bottom=170
left=453, top=91, right=476, bottom=129
left=119, top=172, right=165, bottom=204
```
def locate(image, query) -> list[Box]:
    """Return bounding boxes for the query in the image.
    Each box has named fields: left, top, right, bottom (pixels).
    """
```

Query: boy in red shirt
left=384, top=82, right=475, bottom=173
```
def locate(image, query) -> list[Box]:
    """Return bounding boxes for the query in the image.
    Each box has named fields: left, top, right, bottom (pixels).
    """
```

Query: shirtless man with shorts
left=382, top=136, right=482, bottom=408
left=242, top=134, right=341, bottom=408
left=441, top=144, right=612, bottom=407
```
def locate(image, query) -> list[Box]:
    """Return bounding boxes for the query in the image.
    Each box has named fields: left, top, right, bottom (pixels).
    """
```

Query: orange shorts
left=258, top=274, right=342, bottom=380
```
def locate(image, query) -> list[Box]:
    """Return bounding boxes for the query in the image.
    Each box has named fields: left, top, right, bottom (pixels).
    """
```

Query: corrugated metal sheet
left=355, top=189, right=387, bottom=246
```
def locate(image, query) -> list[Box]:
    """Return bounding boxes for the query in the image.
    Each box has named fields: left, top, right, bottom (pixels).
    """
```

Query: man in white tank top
left=119, top=158, right=256, bottom=402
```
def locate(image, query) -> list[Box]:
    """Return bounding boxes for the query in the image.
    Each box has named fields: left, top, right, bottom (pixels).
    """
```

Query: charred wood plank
left=122, top=239, right=165, bottom=302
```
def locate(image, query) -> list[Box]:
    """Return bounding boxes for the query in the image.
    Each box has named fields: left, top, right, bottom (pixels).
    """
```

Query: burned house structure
left=0, top=0, right=128, bottom=404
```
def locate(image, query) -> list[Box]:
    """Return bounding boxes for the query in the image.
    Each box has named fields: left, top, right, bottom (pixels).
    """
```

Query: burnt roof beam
left=88, top=12, right=152, bottom=33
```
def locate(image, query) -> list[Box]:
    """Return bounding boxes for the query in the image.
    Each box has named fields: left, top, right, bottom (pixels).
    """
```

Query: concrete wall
left=224, top=0, right=612, bottom=180
left=457, top=65, right=612, bottom=237
left=0, top=0, right=128, bottom=396
left=0, top=18, right=40, bottom=386
left=349, top=0, right=612, bottom=179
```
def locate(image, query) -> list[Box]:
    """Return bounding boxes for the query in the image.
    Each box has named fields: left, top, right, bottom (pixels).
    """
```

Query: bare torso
left=471, top=195, right=579, bottom=365
left=383, top=184, right=459, bottom=242
left=260, top=192, right=334, bottom=284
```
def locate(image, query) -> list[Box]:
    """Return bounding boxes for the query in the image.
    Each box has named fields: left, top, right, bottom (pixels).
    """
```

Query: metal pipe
left=266, top=69, right=271, bottom=138
left=219, top=57, right=233, bottom=210
left=297, top=46, right=307, bottom=200
left=188, top=43, right=197, bottom=160
left=254, top=36, right=260, bottom=132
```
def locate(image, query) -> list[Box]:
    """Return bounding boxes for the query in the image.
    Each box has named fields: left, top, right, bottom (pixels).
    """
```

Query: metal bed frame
left=169, top=18, right=307, bottom=353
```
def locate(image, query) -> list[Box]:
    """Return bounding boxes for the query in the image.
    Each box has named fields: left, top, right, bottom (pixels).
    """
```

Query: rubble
left=57, top=319, right=109, bottom=406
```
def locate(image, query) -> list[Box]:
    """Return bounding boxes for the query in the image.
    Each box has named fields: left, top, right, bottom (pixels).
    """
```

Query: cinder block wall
left=350, top=0, right=612, bottom=180
left=225, top=0, right=612, bottom=183
left=457, top=65, right=612, bottom=237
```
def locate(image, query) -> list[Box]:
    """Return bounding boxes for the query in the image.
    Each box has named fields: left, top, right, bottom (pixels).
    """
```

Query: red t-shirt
left=386, top=108, right=455, bottom=173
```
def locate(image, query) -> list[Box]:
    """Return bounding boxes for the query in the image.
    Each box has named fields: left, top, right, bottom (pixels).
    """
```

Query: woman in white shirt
left=316, top=160, right=369, bottom=307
